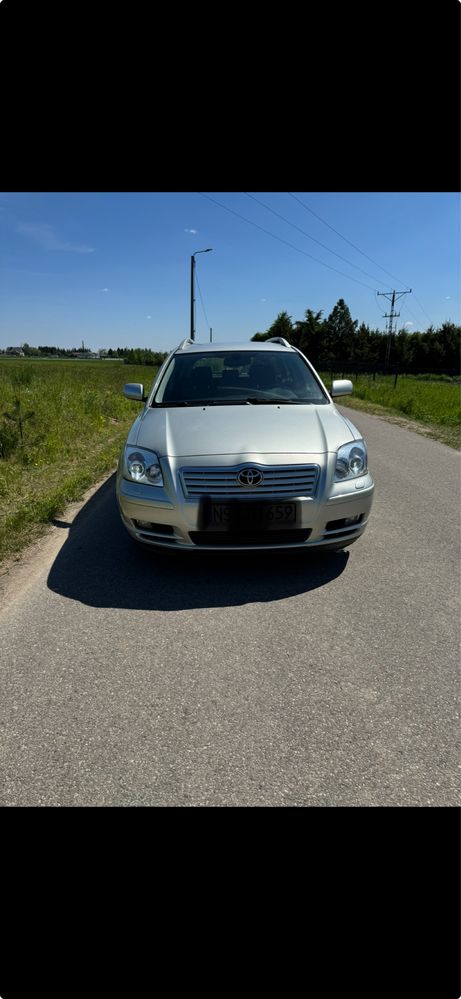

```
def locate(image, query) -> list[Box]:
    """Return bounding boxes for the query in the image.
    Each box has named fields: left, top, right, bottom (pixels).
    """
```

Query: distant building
left=70, top=351, right=98, bottom=359
left=6, top=347, right=25, bottom=356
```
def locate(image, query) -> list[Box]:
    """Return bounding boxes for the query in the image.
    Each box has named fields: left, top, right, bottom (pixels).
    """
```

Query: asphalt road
left=0, top=407, right=459, bottom=806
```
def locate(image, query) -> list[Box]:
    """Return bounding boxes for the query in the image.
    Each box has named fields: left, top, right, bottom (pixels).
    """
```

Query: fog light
left=146, top=464, right=162, bottom=484
left=344, top=514, right=361, bottom=526
left=134, top=519, right=152, bottom=529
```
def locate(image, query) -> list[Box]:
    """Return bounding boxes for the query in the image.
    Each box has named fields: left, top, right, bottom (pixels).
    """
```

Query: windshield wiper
left=152, top=399, right=249, bottom=408
left=152, top=398, right=315, bottom=408
left=152, top=401, right=190, bottom=407
left=186, top=399, right=248, bottom=406
left=243, top=397, right=308, bottom=405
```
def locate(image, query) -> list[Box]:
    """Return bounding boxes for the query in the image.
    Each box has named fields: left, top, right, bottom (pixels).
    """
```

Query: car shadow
left=47, top=474, right=350, bottom=610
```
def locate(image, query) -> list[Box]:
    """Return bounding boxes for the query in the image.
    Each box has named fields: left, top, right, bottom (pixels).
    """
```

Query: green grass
left=322, top=373, right=461, bottom=449
left=0, top=359, right=158, bottom=562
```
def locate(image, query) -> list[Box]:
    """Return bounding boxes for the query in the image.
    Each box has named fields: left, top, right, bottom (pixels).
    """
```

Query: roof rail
left=177, top=337, right=194, bottom=350
left=266, top=337, right=291, bottom=347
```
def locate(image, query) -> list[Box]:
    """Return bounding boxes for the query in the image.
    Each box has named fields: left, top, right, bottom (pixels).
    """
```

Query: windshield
left=152, top=350, right=328, bottom=406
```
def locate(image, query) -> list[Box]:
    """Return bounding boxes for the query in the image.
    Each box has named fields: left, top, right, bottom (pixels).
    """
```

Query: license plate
left=201, top=500, right=297, bottom=531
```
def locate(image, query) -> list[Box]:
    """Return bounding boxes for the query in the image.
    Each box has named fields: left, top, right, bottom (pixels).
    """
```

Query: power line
left=195, top=271, right=211, bottom=333
left=198, top=192, right=378, bottom=292
left=247, top=191, right=435, bottom=330
left=199, top=192, right=437, bottom=330
left=374, top=290, right=386, bottom=323
left=244, top=191, right=391, bottom=288
left=411, top=292, right=435, bottom=328
left=398, top=296, right=427, bottom=331
left=288, top=192, right=412, bottom=290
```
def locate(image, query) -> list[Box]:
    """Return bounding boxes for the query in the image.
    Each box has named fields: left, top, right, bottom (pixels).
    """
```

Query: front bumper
left=116, top=454, right=374, bottom=551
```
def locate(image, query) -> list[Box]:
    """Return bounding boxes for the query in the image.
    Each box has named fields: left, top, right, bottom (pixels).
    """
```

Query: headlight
left=334, top=440, right=367, bottom=481
left=123, top=446, right=164, bottom=486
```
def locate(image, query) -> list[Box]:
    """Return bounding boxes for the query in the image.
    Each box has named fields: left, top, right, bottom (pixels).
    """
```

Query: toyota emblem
left=238, top=468, right=263, bottom=486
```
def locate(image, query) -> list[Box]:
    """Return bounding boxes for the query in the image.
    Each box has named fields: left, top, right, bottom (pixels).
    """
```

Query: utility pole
left=377, top=289, right=412, bottom=368
left=190, top=248, right=212, bottom=341
left=190, top=255, right=196, bottom=341
left=210, top=327, right=213, bottom=342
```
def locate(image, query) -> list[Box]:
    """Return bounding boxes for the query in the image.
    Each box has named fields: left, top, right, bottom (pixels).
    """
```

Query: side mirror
left=123, top=383, right=145, bottom=402
left=331, top=379, right=353, bottom=397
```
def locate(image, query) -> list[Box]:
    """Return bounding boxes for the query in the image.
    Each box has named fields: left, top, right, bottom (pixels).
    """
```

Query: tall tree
left=294, top=309, right=324, bottom=362
left=252, top=311, right=293, bottom=342
left=323, top=299, right=358, bottom=362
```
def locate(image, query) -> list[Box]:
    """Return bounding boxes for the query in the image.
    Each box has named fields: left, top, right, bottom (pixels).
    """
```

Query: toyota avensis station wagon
left=116, top=338, right=374, bottom=551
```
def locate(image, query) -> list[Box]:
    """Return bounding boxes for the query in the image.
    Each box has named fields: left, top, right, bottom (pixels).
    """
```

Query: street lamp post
left=190, top=248, right=212, bottom=341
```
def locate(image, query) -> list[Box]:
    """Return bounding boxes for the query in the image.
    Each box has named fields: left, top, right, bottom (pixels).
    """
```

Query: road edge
left=0, top=469, right=116, bottom=613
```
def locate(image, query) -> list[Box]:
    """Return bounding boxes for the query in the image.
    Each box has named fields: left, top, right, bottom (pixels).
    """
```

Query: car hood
left=134, top=404, right=359, bottom=457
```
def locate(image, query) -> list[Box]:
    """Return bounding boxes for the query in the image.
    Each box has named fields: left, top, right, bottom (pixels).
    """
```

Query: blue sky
left=0, top=192, right=459, bottom=352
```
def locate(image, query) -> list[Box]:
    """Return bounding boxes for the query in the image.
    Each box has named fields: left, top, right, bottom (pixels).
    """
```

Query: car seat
left=251, top=362, right=276, bottom=391
left=190, top=366, right=214, bottom=397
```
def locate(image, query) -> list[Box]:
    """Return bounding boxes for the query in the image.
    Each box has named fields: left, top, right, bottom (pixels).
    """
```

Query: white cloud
left=184, top=228, right=198, bottom=234
left=404, top=321, right=413, bottom=327
left=146, top=315, right=151, bottom=319
left=17, top=222, right=95, bottom=254
left=260, top=298, right=267, bottom=302
left=445, top=296, right=451, bottom=300
left=99, top=287, right=109, bottom=292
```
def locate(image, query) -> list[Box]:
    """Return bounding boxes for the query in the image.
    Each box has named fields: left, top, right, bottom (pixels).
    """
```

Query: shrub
left=0, top=420, right=20, bottom=459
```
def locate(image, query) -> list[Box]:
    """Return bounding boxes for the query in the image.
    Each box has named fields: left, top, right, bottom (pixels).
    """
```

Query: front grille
left=189, top=529, right=312, bottom=546
left=181, top=464, right=319, bottom=498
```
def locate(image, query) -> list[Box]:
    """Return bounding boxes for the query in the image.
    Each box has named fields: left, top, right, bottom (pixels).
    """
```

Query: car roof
left=174, top=339, right=295, bottom=353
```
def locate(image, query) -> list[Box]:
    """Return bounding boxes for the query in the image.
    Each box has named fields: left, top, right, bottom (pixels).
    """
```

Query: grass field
left=0, top=359, right=157, bottom=562
left=0, top=360, right=459, bottom=565
left=322, top=372, right=461, bottom=449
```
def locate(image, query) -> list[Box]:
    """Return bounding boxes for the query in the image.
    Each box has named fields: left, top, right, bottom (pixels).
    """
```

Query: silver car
left=116, top=337, right=374, bottom=551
